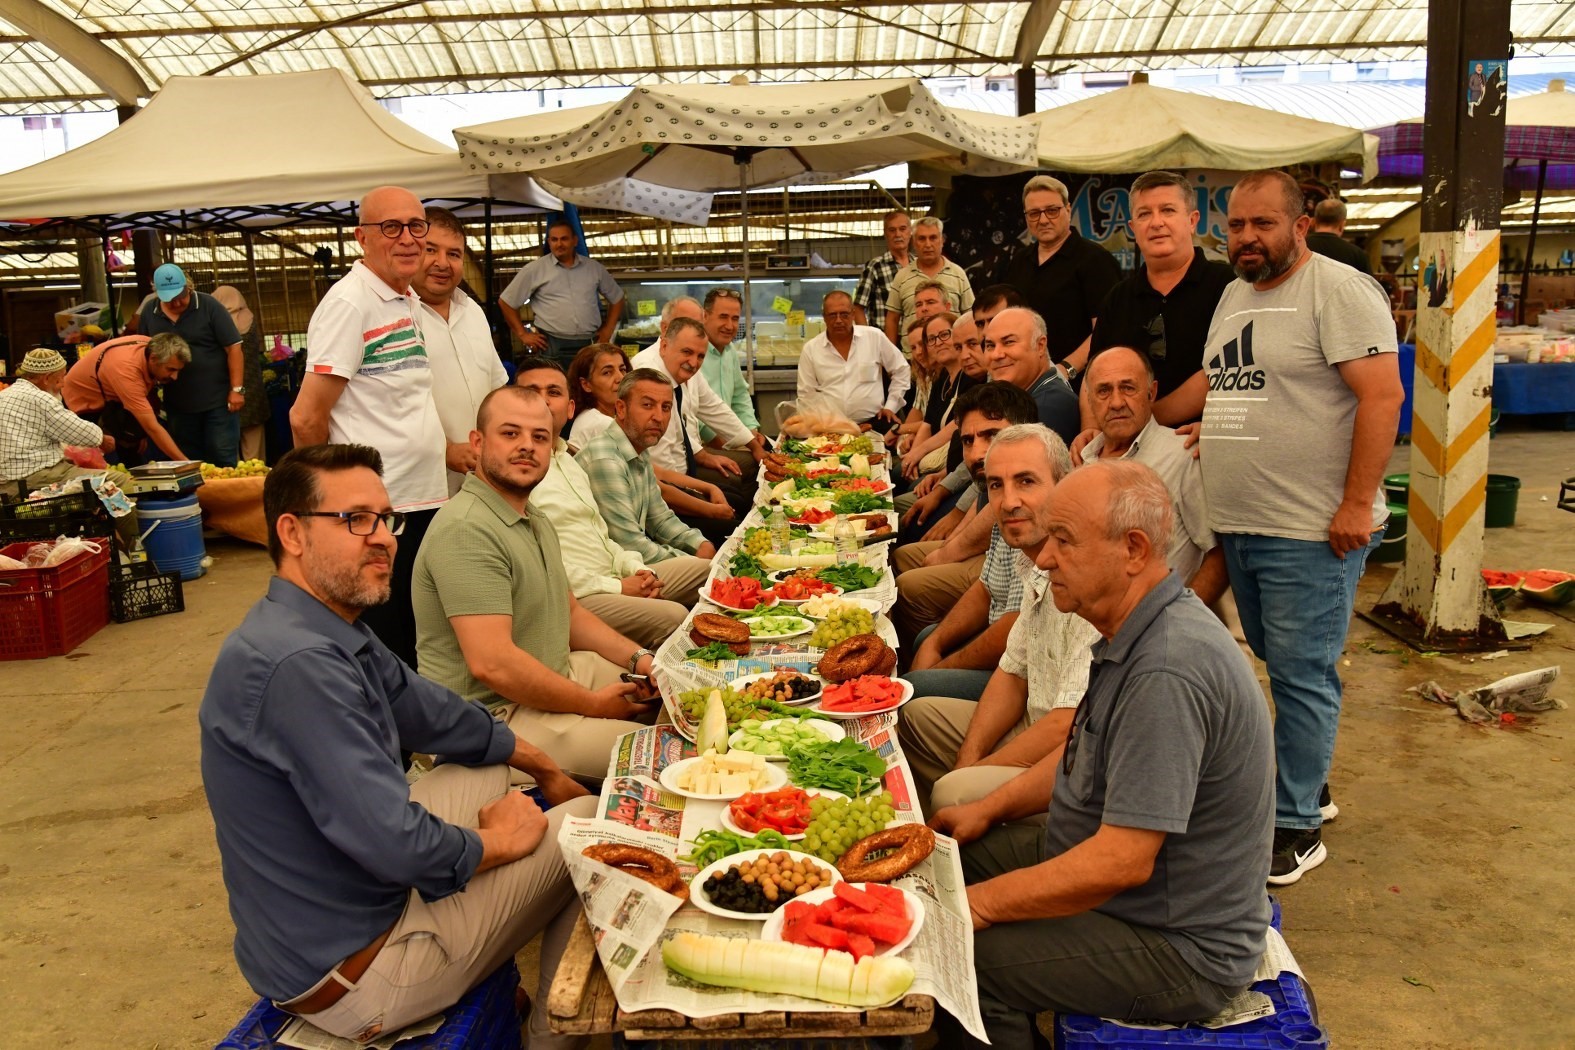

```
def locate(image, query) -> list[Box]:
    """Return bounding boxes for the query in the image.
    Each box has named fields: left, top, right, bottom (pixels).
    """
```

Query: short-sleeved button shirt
left=499, top=254, right=624, bottom=338
left=884, top=260, right=974, bottom=335
left=413, top=474, right=572, bottom=707
left=998, top=230, right=1122, bottom=364
left=140, top=290, right=242, bottom=413
left=1091, top=248, right=1235, bottom=404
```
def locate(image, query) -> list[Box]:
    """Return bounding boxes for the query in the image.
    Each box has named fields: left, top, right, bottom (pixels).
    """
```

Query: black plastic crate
left=109, top=561, right=185, bottom=623
left=0, top=478, right=114, bottom=544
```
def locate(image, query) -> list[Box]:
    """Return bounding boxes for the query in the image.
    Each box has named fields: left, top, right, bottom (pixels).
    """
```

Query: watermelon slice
left=1481, top=569, right=1525, bottom=606
left=805, top=924, right=850, bottom=951
left=1521, top=569, right=1575, bottom=607
left=780, top=900, right=817, bottom=945
left=845, top=932, right=877, bottom=961
left=862, top=883, right=908, bottom=917
left=833, top=910, right=912, bottom=945
left=832, top=881, right=881, bottom=913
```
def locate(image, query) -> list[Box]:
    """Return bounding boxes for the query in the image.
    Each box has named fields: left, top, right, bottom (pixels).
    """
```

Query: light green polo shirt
left=413, top=473, right=571, bottom=709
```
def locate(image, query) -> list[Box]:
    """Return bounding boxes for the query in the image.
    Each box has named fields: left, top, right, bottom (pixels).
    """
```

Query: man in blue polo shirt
left=139, top=263, right=244, bottom=466
left=200, top=443, right=595, bottom=1047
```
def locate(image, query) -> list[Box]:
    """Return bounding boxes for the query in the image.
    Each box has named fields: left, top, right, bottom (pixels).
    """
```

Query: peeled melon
left=1521, top=569, right=1575, bottom=607
left=661, top=931, right=914, bottom=1006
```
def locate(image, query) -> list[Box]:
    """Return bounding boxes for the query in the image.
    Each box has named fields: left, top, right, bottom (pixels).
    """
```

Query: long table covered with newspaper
left=549, top=434, right=986, bottom=1040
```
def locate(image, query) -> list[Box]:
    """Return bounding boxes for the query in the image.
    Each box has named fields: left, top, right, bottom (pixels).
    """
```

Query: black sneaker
left=1319, top=783, right=1339, bottom=822
left=1268, top=827, right=1327, bottom=886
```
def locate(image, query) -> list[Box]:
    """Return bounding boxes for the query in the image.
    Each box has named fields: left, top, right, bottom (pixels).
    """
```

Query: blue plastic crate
left=216, top=959, right=522, bottom=1050
left=1269, top=894, right=1281, bottom=932
left=1054, top=971, right=1325, bottom=1050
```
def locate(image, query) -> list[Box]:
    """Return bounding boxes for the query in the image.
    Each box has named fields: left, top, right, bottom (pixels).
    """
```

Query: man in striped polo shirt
left=292, top=185, right=449, bottom=669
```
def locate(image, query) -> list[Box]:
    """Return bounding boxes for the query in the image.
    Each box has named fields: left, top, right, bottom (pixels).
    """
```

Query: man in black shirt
left=1305, top=198, right=1372, bottom=275
left=1089, top=170, right=1235, bottom=426
left=997, top=175, right=1122, bottom=371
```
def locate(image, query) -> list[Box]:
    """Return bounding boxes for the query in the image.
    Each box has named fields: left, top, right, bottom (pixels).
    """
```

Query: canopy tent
left=1377, top=78, right=1575, bottom=190
left=0, top=67, right=557, bottom=231
left=452, top=78, right=1039, bottom=225
left=979, top=80, right=1379, bottom=180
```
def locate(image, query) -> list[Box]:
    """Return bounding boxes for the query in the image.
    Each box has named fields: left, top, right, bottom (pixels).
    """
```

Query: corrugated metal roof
left=0, top=0, right=1570, bottom=115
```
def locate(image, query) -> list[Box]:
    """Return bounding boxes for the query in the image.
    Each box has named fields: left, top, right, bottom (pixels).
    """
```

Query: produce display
left=785, top=506, right=836, bottom=526
left=800, top=791, right=898, bottom=863
left=199, top=459, right=268, bottom=480
left=815, top=562, right=882, bottom=592
left=817, top=634, right=897, bottom=682
left=697, top=850, right=836, bottom=912
left=830, top=477, right=890, bottom=496
left=771, top=572, right=840, bottom=603
left=582, top=844, right=689, bottom=899
left=661, top=932, right=915, bottom=1006
left=708, top=576, right=775, bottom=611
left=835, top=824, right=937, bottom=884
left=676, top=687, right=808, bottom=731
left=785, top=738, right=888, bottom=798
left=727, top=787, right=817, bottom=835
left=819, top=675, right=907, bottom=714
left=778, top=882, right=915, bottom=958
left=668, top=750, right=776, bottom=795
left=681, top=828, right=796, bottom=866
left=728, top=718, right=835, bottom=757
left=808, top=605, right=877, bottom=648
left=741, top=525, right=808, bottom=557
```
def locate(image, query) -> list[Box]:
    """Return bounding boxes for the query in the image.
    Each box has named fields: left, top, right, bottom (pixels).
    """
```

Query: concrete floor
left=1, top=425, right=1570, bottom=1049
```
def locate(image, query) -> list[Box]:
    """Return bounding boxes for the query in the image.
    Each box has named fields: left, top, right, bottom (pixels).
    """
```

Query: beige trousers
left=575, top=555, right=711, bottom=649
left=304, top=765, right=597, bottom=1048
left=892, top=542, right=986, bottom=648
left=502, top=652, right=652, bottom=783
left=898, top=695, right=1033, bottom=818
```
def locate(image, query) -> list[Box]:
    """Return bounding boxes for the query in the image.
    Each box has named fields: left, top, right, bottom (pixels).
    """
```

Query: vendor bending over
left=931, top=459, right=1273, bottom=1045
left=200, top=443, right=595, bottom=1046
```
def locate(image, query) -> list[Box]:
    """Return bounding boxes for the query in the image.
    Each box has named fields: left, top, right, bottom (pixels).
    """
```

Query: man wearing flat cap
left=0, top=349, right=118, bottom=488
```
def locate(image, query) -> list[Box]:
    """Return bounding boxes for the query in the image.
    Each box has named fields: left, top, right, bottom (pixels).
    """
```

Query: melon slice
left=1481, top=569, right=1525, bottom=606
left=1521, top=569, right=1575, bottom=607
left=661, top=931, right=914, bottom=1006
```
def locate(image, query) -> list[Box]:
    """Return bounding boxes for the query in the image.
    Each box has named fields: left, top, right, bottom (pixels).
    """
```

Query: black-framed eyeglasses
left=290, top=510, right=407, bottom=536
left=359, top=219, right=430, bottom=239
left=1025, top=206, right=1066, bottom=222
left=1145, top=313, right=1168, bottom=361
left=926, top=328, right=953, bottom=344
left=1061, top=690, right=1093, bottom=778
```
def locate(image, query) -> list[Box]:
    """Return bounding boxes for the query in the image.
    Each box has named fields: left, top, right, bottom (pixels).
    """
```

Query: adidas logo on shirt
left=1208, top=320, right=1266, bottom=392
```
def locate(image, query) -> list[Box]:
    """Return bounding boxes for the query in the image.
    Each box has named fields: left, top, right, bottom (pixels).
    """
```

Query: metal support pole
left=1015, top=66, right=1037, bottom=116
left=243, top=232, right=264, bottom=326
left=1516, top=159, right=1548, bottom=325
left=1372, top=0, right=1512, bottom=649
left=131, top=229, right=160, bottom=301
left=740, top=161, right=755, bottom=392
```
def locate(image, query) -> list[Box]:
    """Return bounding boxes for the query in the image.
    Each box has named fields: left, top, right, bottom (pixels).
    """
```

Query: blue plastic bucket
left=136, top=493, right=207, bottom=580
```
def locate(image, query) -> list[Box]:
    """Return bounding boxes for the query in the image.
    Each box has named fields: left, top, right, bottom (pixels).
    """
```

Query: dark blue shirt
left=140, top=290, right=242, bottom=413
left=199, top=578, right=516, bottom=1001
left=1026, top=367, right=1080, bottom=446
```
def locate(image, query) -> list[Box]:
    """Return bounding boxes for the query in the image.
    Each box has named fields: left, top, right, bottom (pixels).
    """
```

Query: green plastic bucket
left=1380, top=473, right=1520, bottom=529
left=1373, top=503, right=1407, bottom=562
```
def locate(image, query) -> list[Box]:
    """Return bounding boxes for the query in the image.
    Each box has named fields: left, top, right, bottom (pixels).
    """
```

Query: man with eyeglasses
left=997, top=175, right=1121, bottom=375
left=929, top=460, right=1273, bottom=1048
left=852, top=209, right=912, bottom=327
left=201, top=442, right=595, bottom=1048
left=798, top=290, right=910, bottom=431
left=1088, top=170, right=1235, bottom=425
left=137, top=262, right=246, bottom=467
left=882, top=217, right=974, bottom=345
left=293, top=185, right=449, bottom=670
left=499, top=219, right=625, bottom=366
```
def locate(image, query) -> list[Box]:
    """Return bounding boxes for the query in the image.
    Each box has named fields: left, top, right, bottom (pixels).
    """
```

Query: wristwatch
left=230, top=385, right=245, bottom=394
left=627, top=648, right=654, bottom=673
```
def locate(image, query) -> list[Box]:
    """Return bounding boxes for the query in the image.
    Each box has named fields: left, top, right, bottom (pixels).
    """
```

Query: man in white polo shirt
left=797, top=290, right=910, bottom=432
left=291, top=185, right=448, bottom=668
left=412, top=206, right=508, bottom=496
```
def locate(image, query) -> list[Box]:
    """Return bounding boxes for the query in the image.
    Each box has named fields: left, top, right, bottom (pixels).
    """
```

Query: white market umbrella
left=454, top=78, right=1039, bottom=381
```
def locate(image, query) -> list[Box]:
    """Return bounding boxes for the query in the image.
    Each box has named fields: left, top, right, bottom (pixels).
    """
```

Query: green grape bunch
left=800, top=791, right=899, bottom=864
left=809, top=607, right=876, bottom=649
left=741, top=528, right=774, bottom=558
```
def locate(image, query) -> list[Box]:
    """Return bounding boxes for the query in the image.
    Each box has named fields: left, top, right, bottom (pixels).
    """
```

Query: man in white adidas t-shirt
left=1198, top=170, right=1403, bottom=887
left=291, top=185, right=449, bottom=668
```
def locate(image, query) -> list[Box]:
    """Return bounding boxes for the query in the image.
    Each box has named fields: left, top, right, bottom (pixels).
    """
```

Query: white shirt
left=417, top=290, right=508, bottom=496
left=568, top=407, right=616, bottom=452
left=796, top=325, right=911, bottom=422
left=1083, top=416, right=1215, bottom=584
left=1000, top=553, right=1101, bottom=722
left=529, top=439, right=648, bottom=597
left=629, top=343, right=753, bottom=476
left=305, top=261, right=447, bottom=511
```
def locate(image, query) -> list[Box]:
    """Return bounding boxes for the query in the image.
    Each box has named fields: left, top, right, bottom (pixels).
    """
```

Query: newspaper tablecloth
left=557, top=724, right=986, bottom=1039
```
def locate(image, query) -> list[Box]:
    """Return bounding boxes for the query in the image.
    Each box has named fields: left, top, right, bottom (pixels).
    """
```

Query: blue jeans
left=904, top=625, right=993, bottom=701
left=166, top=407, right=241, bottom=467
left=1219, top=530, right=1382, bottom=830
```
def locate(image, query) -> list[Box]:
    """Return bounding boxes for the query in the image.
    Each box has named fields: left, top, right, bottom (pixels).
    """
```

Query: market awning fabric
left=1377, top=80, right=1575, bottom=189
left=454, top=79, right=1039, bottom=224
left=0, top=67, right=557, bottom=223
left=1006, top=81, right=1378, bottom=179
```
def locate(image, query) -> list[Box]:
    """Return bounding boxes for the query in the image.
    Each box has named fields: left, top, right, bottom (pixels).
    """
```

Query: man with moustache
left=292, top=185, right=448, bottom=669
left=883, top=217, right=974, bottom=344
left=930, top=461, right=1273, bottom=1048
left=901, top=423, right=1100, bottom=814
left=413, top=386, right=662, bottom=784
left=853, top=209, right=913, bottom=326
left=412, top=207, right=508, bottom=496
left=1089, top=170, right=1236, bottom=425
left=499, top=219, right=625, bottom=364
left=200, top=444, right=595, bottom=1047
left=1200, top=169, right=1401, bottom=885
left=696, top=289, right=767, bottom=449
left=796, top=290, right=910, bottom=430
left=521, top=356, right=712, bottom=649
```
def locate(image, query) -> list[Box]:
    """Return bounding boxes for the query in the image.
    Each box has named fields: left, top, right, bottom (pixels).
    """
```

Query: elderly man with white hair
left=883, top=216, right=974, bottom=343
left=0, top=349, right=116, bottom=487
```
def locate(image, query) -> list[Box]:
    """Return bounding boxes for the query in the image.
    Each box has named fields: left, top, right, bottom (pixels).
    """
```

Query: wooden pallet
left=547, top=915, right=934, bottom=1040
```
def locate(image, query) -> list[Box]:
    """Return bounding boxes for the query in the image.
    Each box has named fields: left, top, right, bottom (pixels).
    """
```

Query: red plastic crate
left=0, top=537, right=112, bottom=660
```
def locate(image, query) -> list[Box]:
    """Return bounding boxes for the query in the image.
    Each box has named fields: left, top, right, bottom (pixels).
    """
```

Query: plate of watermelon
left=763, top=881, right=924, bottom=960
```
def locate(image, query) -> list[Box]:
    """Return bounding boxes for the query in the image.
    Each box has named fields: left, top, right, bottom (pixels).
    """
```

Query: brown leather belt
left=282, top=926, right=393, bottom=1016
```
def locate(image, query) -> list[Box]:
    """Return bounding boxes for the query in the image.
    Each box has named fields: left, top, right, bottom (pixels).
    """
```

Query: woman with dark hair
left=566, top=342, right=630, bottom=451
